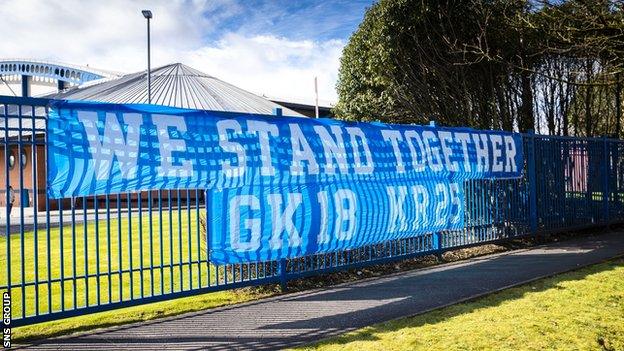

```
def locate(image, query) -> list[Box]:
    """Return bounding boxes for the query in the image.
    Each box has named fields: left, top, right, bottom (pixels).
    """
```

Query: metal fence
left=0, top=95, right=621, bottom=327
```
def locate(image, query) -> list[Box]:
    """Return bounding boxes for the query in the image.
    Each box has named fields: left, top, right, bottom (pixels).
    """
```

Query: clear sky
left=0, top=0, right=375, bottom=105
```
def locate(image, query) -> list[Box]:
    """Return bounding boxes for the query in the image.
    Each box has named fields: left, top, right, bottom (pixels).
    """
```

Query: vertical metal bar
left=138, top=191, right=144, bottom=298
left=58, top=199, right=65, bottom=311
left=238, top=259, right=242, bottom=283
left=30, top=105, right=39, bottom=316
left=83, top=196, right=88, bottom=307
left=3, top=104, right=10, bottom=306
left=148, top=191, right=154, bottom=297
left=186, top=189, right=192, bottom=289
left=603, top=137, right=610, bottom=224
left=44, top=105, right=51, bottom=313
left=158, top=190, right=164, bottom=294
left=117, top=193, right=122, bottom=301
left=168, top=190, right=173, bottom=292
left=224, top=261, right=228, bottom=285
left=127, top=193, right=133, bottom=300
left=17, top=105, right=25, bottom=318
left=432, top=232, right=440, bottom=253
left=177, top=189, right=182, bottom=290
left=195, top=189, right=201, bottom=288
left=526, top=131, right=538, bottom=234
left=205, top=189, right=211, bottom=287
left=558, top=140, right=563, bottom=227
left=279, top=258, right=287, bottom=291
left=481, top=180, right=485, bottom=240
left=106, top=195, right=111, bottom=304
left=71, top=198, right=76, bottom=308
left=94, top=195, right=100, bottom=306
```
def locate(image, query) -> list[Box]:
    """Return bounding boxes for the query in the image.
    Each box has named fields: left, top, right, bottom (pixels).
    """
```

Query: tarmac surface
left=14, top=231, right=624, bottom=351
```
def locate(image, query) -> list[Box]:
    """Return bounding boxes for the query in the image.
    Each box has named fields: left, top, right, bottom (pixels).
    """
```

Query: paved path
left=16, top=231, right=624, bottom=351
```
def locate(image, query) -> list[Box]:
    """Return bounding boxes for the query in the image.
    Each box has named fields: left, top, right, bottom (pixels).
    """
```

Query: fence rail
left=0, top=95, right=621, bottom=327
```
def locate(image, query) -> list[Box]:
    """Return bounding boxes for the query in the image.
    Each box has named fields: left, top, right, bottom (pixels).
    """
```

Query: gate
left=0, top=95, right=621, bottom=327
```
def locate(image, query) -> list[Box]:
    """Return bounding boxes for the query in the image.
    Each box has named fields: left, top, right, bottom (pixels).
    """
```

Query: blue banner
left=47, top=101, right=523, bottom=264
left=208, top=181, right=464, bottom=264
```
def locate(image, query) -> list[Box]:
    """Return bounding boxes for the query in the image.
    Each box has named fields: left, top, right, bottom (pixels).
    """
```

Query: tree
left=335, top=0, right=530, bottom=129
left=335, top=0, right=624, bottom=136
left=333, top=3, right=400, bottom=123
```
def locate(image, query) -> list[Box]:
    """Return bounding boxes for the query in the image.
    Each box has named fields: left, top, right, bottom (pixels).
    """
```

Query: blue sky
left=203, top=0, right=373, bottom=42
left=0, top=0, right=374, bottom=104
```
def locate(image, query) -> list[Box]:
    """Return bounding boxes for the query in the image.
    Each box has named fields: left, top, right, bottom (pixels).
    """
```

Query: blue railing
left=0, top=95, right=620, bottom=327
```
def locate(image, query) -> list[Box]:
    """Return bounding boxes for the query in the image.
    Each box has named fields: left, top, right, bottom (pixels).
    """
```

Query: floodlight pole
left=142, top=10, right=153, bottom=104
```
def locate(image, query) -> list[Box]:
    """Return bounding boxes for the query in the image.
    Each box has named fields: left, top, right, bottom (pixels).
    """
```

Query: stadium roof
left=48, top=63, right=303, bottom=116
left=0, top=58, right=121, bottom=83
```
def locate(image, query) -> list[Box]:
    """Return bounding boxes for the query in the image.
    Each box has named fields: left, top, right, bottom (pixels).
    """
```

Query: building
left=0, top=59, right=122, bottom=212
left=47, top=63, right=304, bottom=116
left=0, top=59, right=120, bottom=97
left=268, top=98, right=334, bottom=118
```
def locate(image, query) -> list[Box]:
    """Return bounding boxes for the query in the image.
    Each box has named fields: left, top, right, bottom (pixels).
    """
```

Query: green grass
left=0, top=209, right=271, bottom=341
left=296, top=258, right=624, bottom=351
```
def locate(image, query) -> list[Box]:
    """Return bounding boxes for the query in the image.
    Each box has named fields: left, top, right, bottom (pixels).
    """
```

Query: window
left=8, top=152, right=15, bottom=170
left=7, top=148, right=27, bottom=169
left=20, top=149, right=27, bottom=167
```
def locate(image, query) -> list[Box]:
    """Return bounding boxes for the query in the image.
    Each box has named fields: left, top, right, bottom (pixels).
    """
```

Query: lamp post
left=142, top=10, right=153, bottom=103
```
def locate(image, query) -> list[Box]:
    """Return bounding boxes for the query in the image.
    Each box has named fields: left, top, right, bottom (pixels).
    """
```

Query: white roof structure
left=0, top=58, right=120, bottom=85
left=48, top=63, right=303, bottom=116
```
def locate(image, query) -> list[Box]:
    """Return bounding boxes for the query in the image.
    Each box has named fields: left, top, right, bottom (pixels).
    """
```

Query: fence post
left=432, top=232, right=443, bottom=261
left=204, top=189, right=210, bottom=249
left=526, top=130, right=538, bottom=235
left=603, top=137, right=610, bottom=224
left=279, top=258, right=288, bottom=292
